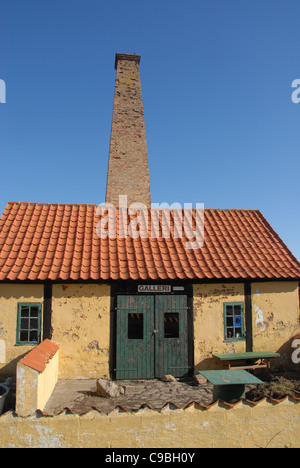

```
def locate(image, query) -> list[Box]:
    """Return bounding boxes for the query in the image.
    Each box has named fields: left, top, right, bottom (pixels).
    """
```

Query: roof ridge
left=5, top=202, right=261, bottom=212
left=6, top=201, right=100, bottom=207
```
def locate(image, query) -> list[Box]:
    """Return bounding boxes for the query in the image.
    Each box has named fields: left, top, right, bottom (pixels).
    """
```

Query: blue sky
left=0, top=0, right=300, bottom=260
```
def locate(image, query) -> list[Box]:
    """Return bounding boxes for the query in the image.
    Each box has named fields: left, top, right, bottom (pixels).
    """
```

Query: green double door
left=116, top=295, right=189, bottom=380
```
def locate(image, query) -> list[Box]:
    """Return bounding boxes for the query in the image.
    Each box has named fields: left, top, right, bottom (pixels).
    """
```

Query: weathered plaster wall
left=37, top=351, right=59, bottom=412
left=16, top=349, right=59, bottom=417
left=0, top=399, right=299, bottom=448
left=51, top=284, right=111, bottom=379
left=193, top=283, right=245, bottom=370
left=252, top=281, right=300, bottom=366
left=15, top=363, right=38, bottom=417
left=1, top=281, right=298, bottom=380
left=193, top=282, right=300, bottom=371
left=0, top=284, right=44, bottom=376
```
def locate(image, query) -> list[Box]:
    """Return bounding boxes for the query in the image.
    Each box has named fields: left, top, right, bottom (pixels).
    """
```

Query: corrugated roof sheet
left=0, top=201, right=299, bottom=281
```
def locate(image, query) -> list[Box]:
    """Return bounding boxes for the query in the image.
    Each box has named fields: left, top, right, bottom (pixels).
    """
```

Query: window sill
left=15, top=342, right=40, bottom=347
left=223, top=338, right=245, bottom=343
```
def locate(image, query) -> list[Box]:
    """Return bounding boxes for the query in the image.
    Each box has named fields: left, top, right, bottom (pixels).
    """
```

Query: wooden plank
left=199, top=369, right=264, bottom=386
left=116, top=295, right=155, bottom=379
left=116, top=294, right=190, bottom=379
left=213, top=351, right=280, bottom=361
left=155, top=295, right=189, bottom=378
left=244, top=282, right=253, bottom=352
left=200, top=369, right=264, bottom=403
left=43, top=283, right=52, bottom=340
left=227, top=364, right=268, bottom=370
left=144, top=295, right=154, bottom=379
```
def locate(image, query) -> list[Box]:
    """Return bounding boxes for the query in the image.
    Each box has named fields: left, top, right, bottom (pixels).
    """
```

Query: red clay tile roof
left=19, top=339, right=59, bottom=373
left=0, top=201, right=299, bottom=281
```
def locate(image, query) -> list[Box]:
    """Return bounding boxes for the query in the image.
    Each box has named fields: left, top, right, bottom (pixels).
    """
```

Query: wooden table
left=213, top=351, right=280, bottom=371
left=198, top=369, right=264, bottom=403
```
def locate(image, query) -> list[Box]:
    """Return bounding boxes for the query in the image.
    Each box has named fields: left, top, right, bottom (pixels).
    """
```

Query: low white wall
left=16, top=341, right=59, bottom=417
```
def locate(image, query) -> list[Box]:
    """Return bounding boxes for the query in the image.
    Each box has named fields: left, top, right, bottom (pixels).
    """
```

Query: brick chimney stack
left=105, top=53, right=151, bottom=207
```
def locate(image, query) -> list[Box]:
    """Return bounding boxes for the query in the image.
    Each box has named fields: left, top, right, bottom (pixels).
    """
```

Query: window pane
left=234, top=316, right=242, bottom=327
left=30, top=307, right=39, bottom=318
left=29, top=330, right=38, bottom=342
left=226, top=305, right=233, bottom=316
left=226, top=328, right=234, bottom=339
left=235, top=328, right=242, bottom=338
left=20, top=331, right=28, bottom=342
left=234, top=305, right=241, bottom=316
left=21, top=318, right=29, bottom=330
left=128, top=313, right=143, bottom=339
left=226, top=316, right=233, bottom=327
left=30, top=318, right=38, bottom=329
left=21, top=306, right=29, bottom=317
left=164, top=313, right=179, bottom=338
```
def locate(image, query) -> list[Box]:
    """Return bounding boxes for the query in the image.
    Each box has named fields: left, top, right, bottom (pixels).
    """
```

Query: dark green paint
left=116, top=295, right=154, bottom=379
left=155, top=295, right=189, bottom=377
left=116, top=295, right=189, bottom=379
left=213, top=351, right=280, bottom=361
left=199, top=369, right=263, bottom=403
left=16, top=302, right=42, bottom=346
left=223, top=302, right=245, bottom=342
left=199, top=369, right=264, bottom=385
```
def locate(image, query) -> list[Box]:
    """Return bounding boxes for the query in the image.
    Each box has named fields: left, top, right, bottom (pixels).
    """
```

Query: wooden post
left=244, top=282, right=253, bottom=352
left=43, top=283, right=52, bottom=340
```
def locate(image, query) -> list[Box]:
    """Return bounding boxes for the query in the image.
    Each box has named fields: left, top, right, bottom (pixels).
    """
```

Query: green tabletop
left=198, top=369, right=263, bottom=386
left=213, top=351, right=280, bottom=361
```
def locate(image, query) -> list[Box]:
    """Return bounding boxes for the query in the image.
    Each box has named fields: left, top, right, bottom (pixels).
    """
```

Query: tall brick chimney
left=105, top=53, right=151, bottom=207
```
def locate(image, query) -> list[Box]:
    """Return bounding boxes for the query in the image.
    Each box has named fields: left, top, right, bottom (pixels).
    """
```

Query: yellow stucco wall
left=251, top=281, right=300, bottom=366
left=193, top=283, right=246, bottom=370
left=15, top=363, right=38, bottom=416
left=51, top=284, right=111, bottom=379
left=0, top=399, right=299, bottom=448
left=193, top=281, right=300, bottom=371
left=0, top=284, right=44, bottom=376
left=37, top=351, right=59, bottom=412
left=0, top=281, right=298, bottom=379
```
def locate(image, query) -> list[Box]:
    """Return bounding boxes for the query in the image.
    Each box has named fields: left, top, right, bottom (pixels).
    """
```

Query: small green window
left=16, top=303, right=42, bottom=345
left=223, top=303, right=245, bottom=341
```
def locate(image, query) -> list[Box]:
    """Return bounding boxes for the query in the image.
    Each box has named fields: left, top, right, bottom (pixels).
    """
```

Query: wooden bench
left=198, top=369, right=264, bottom=403
left=213, top=351, right=280, bottom=371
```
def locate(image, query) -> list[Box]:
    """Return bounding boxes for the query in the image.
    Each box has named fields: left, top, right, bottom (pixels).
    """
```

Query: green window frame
left=16, top=303, right=42, bottom=346
left=223, top=302, right=245, bottom=342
